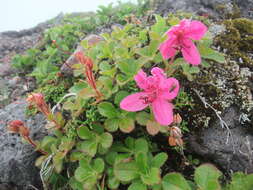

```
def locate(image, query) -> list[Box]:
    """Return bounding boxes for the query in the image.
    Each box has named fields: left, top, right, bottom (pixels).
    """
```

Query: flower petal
left=159, top=38, right=177, bottom=60
left=120, top=92, right=149, bottom=112
left=134, top=70, right=148, bottom=90
left=152, top=98, right=174, bottom=126
left=185, top=20, right=207, bottom=40
left=181, top=39, right=201, bottom=65
left=151, top=67, right=171, bottom=90
left=161, top=77, right=180, bottom=100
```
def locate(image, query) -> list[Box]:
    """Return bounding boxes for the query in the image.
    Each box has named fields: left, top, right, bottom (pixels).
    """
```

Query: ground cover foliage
left=7, top=1, right=253, bottom=189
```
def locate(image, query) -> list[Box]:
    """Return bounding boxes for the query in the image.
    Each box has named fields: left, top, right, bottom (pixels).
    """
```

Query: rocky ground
left=1, top=0, right=253, bottom=189
left=0, top=14, right=65, bottom=190
left=153, top=0, right=253, bottom=19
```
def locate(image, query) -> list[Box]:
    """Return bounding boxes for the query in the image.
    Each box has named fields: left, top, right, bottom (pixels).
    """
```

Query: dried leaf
left=146, top=120, right=160, bottom=136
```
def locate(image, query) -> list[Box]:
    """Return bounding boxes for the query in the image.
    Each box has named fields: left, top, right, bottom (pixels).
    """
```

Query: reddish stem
left=24, top=136, right=48, bottom=155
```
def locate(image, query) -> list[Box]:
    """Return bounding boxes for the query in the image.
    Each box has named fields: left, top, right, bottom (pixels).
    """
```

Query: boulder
left=0, top=100, right=47, bottom=189
left=153, top=0, right=253, bottom=19
left=188, top=106, right=253, bottom=173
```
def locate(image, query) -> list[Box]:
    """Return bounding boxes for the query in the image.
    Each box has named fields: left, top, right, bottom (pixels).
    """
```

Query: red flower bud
left=173, top=113, right=182, bottom=124
left=7, top=120, right=29, bottom=137
left=168, top=126, right=183, bottom=147
left=75, top=51, right=93, bottom=69
left=75, top=51, right=102, bottom=99
left=27, top=93, right=44, bottom=106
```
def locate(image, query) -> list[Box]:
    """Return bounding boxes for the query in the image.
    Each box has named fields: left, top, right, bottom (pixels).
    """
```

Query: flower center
left=140, top=91, right=157, bottom=104
left=172, top=29, right=191, bottom=51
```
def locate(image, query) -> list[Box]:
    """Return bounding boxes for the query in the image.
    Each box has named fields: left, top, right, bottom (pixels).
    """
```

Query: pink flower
left=159, top=19, right=207, bottom=65
left=120, top=67, right=179, bottom=125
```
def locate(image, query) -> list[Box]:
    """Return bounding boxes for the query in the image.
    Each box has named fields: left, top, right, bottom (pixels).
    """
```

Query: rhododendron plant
left=120, top=67, right=179, bottom=125
left=27, top=93, right=63, bottom=130
left=75, top=51, right=103, bottom=99
left=159, top=19, right=207, bottom=65
left=27, top=93, right=50, bottom=117
left=7, top=120, right=47, bottom=154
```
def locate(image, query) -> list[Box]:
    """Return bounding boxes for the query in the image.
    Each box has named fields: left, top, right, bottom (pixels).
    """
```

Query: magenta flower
left=120, top=67, right=179, bottom=126
left=159, top=19, right=207, bottom=65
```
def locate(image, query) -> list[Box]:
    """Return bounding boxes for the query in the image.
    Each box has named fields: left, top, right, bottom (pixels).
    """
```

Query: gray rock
left=60, top=34, right=104, bottom=76
left=0, top=63, right=16, bottom=77
left=153, top=0, right=253, bottom=18
left=188, top=106, right=253, bottom=173
left=8, top=76, right=22, bottom=88
left=0, top=100, right=47, bottom=189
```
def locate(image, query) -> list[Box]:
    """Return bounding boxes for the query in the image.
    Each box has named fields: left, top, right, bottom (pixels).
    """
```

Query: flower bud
left=170, top=126, right=182, bottom=138
left=27, top=93, right=45, bottom=106
left=173, top=113, right=182, bottom=124
left=7, top=120, right=29, bottom=137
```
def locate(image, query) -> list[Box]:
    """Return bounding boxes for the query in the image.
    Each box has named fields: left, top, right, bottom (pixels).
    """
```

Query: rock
left=209, top=24, right=226, bottom=37
left=0, top=100, right=47, bottom=189
left=153, top=0, right=253, bottom=19
left=60, top=45, right=84, bottom=76
left=188, top=106, right=253, bottom=173
left=0, top=63, right=16, bottom=77
left=8, top=76, right=22, bottom=88
left=60, top=34, right=104, bottom=75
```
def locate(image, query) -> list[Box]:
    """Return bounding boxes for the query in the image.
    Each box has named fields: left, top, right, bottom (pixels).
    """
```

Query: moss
left=233, top=18, right=253, bottom=34
left=215, top=17, right=253, bottom=67
left=215, top=3, right=241, bottom=19
left=35, top=82, right=68, bottom=104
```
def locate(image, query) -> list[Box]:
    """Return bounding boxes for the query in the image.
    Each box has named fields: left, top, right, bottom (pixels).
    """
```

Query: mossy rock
left=215, top=17, right=253, bottom=66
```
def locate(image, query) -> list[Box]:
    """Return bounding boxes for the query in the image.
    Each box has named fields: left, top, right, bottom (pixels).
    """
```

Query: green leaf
left=152, top=183, right=163, bottom=190
left=135, top=138, right=149, bottom=153
left=194, top=164, right=222, bottom=190
left=104, top=118, right=120, bottom=132
left=116, top=73, right=131, bottom=85
left=151, top=15, right=168, bottom=35
left=135, top=152, right=148, bottom=173
left=98, top=102, right=118, bottom=118
left=114, top=161, right=139, bottom=182
left=69, top=82, right=87, bottom=94
left=167, top=16, right=180, bottom=26
left=78, top=140, right=98, bottom=157
left=93, top=158, right=104, bottom=173
left=189, top=66, right=200, bottom=74
left=202, top=60, right=211, bottom=68
left=117, top=58, right=139, bottom=76
left=114, top=91, right=129, bottom=105
left=41, top=136, right=57, bottom=149
left=128, top=181, right=147, bottom=190
left=77, top=126, right=94, bottom=140
left=92, top=123, right=104, bottom=134
left=136, top=112, right=150, bottom=126
left=100, top=132, right=113, bottom=148
left=105, top=151, right=118, bottom=165
left=152, top=153, right=168, bottom=168
left=108, top=176, right=120, bottom=189
left=70, top=152, right=85, bottom=162
left=162, top=173, right=192, bottom=190
left=74, top=166, right=94, bottom=182
left=69, top=177, right=83, bottom=190
left=119, top=117, right=135, bottom=133
left=205, top=51, right=225, bottom=63
left=125, top=137, right=135, bottom=149
left=199, top=42, right=225, bottom=63
left=226, top=172, right=253, bottom=190
left=141, top=167, right=161, bottom=185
